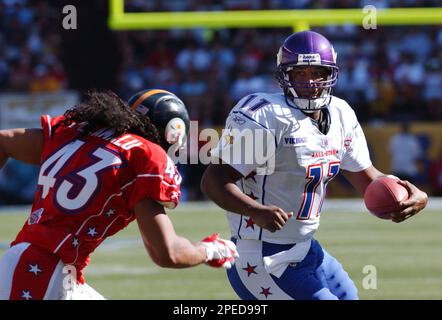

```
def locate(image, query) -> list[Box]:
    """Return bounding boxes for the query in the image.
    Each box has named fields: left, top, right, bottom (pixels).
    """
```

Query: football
left=364, top=176, right=409, bottom=220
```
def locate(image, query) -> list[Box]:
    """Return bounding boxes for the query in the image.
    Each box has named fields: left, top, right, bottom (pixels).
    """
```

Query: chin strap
left=317, top=107, right=331, bottom=135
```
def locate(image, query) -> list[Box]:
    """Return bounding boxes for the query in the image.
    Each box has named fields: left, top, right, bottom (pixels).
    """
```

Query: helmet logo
left=298, top=53, right=321, bottom=64
left=165, top=117, right=187, bottom=151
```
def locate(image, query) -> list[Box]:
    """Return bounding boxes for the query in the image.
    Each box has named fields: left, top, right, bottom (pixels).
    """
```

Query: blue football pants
left=227, top=238, right=358, bottom=300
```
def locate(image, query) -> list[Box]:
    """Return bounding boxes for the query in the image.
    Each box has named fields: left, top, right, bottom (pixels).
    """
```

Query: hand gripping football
left=200, top=233, right=239, bottom=269
left=364, top=176, right=409, bottom=220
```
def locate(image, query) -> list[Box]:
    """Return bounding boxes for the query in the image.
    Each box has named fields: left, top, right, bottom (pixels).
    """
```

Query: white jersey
left=211, top=93, right=372, bottom=244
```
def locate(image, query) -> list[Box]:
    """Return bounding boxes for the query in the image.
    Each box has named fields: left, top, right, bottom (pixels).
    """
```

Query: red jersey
left=12, top=115, right=181, bottom=281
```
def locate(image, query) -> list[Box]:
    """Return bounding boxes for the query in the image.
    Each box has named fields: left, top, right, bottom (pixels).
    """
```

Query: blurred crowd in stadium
left=0, top=0, right=441, bottom=202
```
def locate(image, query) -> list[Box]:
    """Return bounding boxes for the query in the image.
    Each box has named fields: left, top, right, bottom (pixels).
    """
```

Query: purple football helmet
left=275, top=31, right=339, bottom=112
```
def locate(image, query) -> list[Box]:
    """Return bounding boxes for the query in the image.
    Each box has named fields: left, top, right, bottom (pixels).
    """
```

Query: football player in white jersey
left=201, top=31, right=428, bottom=300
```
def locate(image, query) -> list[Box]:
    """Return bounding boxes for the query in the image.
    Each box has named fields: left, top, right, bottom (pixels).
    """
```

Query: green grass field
left=1, top=204, right=441, bottom=300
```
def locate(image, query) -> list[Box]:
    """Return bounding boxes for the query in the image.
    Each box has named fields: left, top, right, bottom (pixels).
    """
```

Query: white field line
left=2, top=198, right=442, bottom=215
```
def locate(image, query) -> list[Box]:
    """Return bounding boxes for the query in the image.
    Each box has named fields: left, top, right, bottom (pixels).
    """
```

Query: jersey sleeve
left=128, top=143, right=181, bottom=209
left=340, top=108, right=372, bottom=172
left=210, top=94, right=281, bottom=177
left=41, top=114, right=66, bottom=141
left=40, top=114, right=71, bottom=163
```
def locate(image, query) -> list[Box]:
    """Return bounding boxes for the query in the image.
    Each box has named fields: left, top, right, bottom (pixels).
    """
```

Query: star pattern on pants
left=242, top=262, right=258, bottom=277
left=87, top=227, right=98, bottom=237
left=105, top=208, right=116, bottom=218
left=259, top=287, right=272, bottom=298
left=72, top=238, right=80, bottom=248
left=21, top=290, right=32, bottom=300
left=28, top=264, right=42, bottom=276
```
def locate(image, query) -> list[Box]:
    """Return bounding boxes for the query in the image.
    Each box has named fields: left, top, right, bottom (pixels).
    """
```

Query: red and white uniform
left=0, top=115, right=181, bottom=300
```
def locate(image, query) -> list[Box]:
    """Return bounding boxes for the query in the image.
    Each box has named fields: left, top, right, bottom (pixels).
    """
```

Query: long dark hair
left=58, top=90, right=161, bottom=144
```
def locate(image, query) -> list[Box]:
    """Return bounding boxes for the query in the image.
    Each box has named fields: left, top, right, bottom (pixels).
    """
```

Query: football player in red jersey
left=0, top=89, right=238, bottom=300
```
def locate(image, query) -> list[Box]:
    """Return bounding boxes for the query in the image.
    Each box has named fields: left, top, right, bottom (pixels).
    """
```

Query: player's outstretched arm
left=342, top=165, right=428, bottom=223
left=201, top=164, right=291, bottom=232
left=0, top=128, right=43, bottom=168
left=342, top=165, right=385, bottom=194
left=135, top=198, right=238, bottom=268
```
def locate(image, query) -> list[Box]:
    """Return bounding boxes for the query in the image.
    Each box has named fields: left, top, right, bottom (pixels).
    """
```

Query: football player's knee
left=321, top=252, right=358, bottom=300
left=328, top=269, right=358, bottom=300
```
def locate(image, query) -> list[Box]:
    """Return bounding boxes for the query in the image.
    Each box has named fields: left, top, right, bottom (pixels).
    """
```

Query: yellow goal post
left=108, top=0, right=442, bottom=31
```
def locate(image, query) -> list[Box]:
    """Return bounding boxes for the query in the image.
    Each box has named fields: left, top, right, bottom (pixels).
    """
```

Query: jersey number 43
left=37, top=140, right=122, bottom=213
